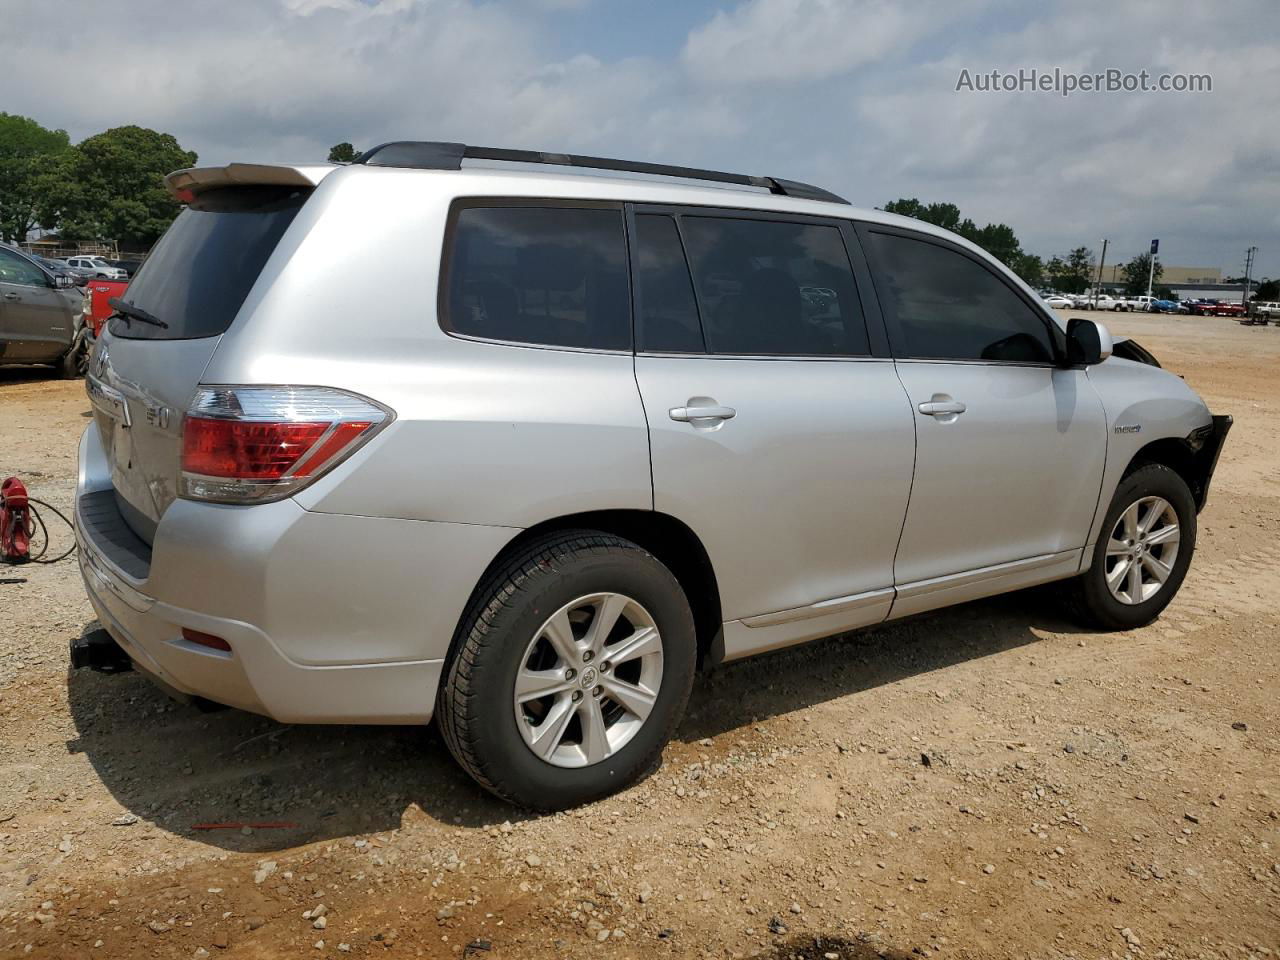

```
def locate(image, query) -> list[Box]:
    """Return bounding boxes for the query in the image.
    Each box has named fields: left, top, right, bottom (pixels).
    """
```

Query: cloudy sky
left=5, top=0, right=1277, bottom=277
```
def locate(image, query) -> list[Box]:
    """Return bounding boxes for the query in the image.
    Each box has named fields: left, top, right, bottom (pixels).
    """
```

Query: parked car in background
left=1088, top=295, right=1126, bottom=311
left=0, top=244, right=93, bottom=377
left=65, top=255, right=128, bottom=280
left=34, top=255, right=87, bottom=287
left=1042, top=293, right=1072, bottom=308
left=107, top=258, right=145, bottom=278
left=1118, top=295, right=1159, bottom=312
left=1186, top=299, right=1245, bottom=318
left=1251, top=301, right=1280, bottom=321
left=1149, top=299, right=1188, bottom=314
left=73, top=142, right=1231, bottom=809
left=82, top=277, right=130, bottom=338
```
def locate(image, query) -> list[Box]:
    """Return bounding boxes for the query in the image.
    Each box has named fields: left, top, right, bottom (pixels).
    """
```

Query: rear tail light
left=179, top=386, right=393, bottom=504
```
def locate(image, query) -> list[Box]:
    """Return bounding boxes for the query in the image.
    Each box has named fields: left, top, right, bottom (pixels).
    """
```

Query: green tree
left=1043, top=256, right=1067, bottom=289
left=0, top=112, right=70, bottom=243
left=882, top=198, right=1031, bottom=275
left=1061, top=246, right=1094, bottom=294
left=1012, top=252, right=1043, bottom=287
left=53, top=126, right=196, bottom=247
left=1122, top=253, right=1163, bottom=296
left=327, top=142, right=358, bottom=163
left=1251, top=279, right=1278, bottom=301
left=969, top=223, right=1022, bottom=268
left=883, top=198, right=961, bottom=232
left=1041, top=248, right=1094, bottom=293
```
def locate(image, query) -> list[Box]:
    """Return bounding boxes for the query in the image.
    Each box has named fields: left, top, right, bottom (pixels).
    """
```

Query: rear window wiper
left=107, top=297, right=169, bottom=330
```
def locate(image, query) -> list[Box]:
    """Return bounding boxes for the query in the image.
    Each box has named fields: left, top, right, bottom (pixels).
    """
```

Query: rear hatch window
left=110, top=185, right=311, bottom=340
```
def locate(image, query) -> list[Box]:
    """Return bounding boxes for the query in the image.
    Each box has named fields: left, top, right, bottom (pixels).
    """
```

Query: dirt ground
left=1, top=313, right=1277, bottom=960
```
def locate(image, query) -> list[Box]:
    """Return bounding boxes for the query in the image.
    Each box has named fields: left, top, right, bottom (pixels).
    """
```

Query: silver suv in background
left=74, top=143, right=1231, bottom=809
left=65, top=256, right=128, bottom=280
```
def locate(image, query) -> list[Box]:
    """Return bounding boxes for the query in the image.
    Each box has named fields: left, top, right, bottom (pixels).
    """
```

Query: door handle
left=2, top=292, right=18, bottom=301
left=670, top=403, right=736, bottom=423
left=917, top=395, right=967, bottom=418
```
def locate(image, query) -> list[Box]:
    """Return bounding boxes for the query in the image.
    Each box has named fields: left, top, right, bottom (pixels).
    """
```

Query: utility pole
left=1243, top=246, right=1258, bottom=306
left=1093, top=239, right=1109, bottom=305
left=1147, top=238, right=1159, bottom=299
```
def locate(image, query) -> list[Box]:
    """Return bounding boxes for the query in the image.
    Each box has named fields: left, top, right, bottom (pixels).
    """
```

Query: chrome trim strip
left=741, top=586, right=895, bottom=629
left=894, top=550, right=1075, bottom=600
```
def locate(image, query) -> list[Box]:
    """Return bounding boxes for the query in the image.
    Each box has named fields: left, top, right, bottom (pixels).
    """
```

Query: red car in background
left=1187, top=299, right=1247, bottom=318
left=83, top=278, right=130, bottom=337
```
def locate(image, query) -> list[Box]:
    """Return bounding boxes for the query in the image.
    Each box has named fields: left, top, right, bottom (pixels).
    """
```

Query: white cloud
left=1, top=0, right=1276, bottom=273
left=682, top=0, right=988, bottom=86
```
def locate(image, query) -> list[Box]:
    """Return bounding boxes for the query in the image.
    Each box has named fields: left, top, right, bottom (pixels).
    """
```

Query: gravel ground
left=1, top=312, right=1277, bottom=960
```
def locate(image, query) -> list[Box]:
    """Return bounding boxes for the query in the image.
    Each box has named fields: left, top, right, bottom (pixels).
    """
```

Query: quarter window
left=445, top=205, right=630, bottom=351
left=679, top=217, right=869, bottom=356
left=866, top=231, right=1055, bottom=363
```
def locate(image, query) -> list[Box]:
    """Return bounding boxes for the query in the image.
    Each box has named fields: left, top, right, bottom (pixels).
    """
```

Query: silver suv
left=75, top=142, right=1231, bottom=809
left=65, top=256, right=128, bottom=281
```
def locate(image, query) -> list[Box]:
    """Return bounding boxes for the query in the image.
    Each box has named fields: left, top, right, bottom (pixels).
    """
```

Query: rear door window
left=865, top=230, right=1056, bottom=363
left=443, top=204, right=630, bottom=351
left=678, top=216, right=869, bottom=356
left=110, top=185, right=311, bottom=340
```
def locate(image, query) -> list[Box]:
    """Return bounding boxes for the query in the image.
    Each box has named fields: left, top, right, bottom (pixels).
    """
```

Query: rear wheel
left=437, top=531, right=697, bottom=810
left=1066, top=464, right=1196, bottom=630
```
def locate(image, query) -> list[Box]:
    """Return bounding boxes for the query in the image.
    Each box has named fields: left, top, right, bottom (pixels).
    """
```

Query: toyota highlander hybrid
left=74, top=142, right=1231, bottom=809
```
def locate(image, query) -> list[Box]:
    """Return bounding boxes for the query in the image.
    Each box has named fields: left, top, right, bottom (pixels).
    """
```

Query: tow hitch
left=69, top=628, right=134, bottom=673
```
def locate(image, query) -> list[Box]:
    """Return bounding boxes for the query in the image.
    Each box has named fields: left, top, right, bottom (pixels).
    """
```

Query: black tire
left=1065, top=463, right=1196, bottom=630
left=57, top=335, right=89, bottom=379
left=437, top=530, right=697, bottom=810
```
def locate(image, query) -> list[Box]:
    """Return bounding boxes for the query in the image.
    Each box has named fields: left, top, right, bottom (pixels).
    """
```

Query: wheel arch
left=1122, top=434, right=1216, bottom=511
left=448, top=509, right=723, bottom=671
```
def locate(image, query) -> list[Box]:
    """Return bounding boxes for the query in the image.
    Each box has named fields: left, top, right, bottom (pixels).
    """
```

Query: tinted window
left=446, top=206, right=630, bottom=351
left=867, top=232, right=1054, bottom=363
left=112, top=185, right=311, bottom=340
left=680, top=217, right=868, bottom=356
left=633, top=214, right=703, bottom=353
left=0, top=249, right=48, bottom=287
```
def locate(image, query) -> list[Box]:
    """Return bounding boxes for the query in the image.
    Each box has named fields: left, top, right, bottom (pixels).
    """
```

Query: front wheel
left=437, top=531, right=697, bottom=810
left=1066, top=463, right=1196, bottom=630
left=57, top=333, right=91, bottom=379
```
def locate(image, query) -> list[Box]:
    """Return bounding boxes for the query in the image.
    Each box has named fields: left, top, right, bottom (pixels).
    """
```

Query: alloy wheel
left=512, top=593, right=663, bottom=768
left=1104, top=496, right=1180, bottom=605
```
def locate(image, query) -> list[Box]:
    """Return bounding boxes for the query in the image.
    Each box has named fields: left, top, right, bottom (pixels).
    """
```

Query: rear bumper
left=75, top=421, right=516, bottom=723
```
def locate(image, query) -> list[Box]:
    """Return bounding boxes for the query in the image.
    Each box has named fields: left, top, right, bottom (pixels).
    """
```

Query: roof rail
left=352, top=141, right=850, bottom=205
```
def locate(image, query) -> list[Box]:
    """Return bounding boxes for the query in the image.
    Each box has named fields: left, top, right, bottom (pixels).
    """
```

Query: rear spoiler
left=164, top=163, right=336, bottom=201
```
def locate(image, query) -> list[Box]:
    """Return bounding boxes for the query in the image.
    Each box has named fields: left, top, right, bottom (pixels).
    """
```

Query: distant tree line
left=0, top=113, right=197, bottom=250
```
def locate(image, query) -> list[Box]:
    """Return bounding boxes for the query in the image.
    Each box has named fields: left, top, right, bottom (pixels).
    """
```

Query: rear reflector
left=182, top=628, right=232, bottom=652
left=179, top=386, right=392, bottom=504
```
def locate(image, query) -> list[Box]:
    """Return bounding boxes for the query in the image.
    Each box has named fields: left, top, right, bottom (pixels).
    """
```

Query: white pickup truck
left=1086, top=295, right=1127, bottom=311
left=1118, top=295, right=1159, bottom=312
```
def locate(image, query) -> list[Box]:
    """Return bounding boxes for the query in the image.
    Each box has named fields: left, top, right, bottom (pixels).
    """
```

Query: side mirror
left=1065, top=317, right=1113, bottom=365
left=52, top=274, right=75, bottom=289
